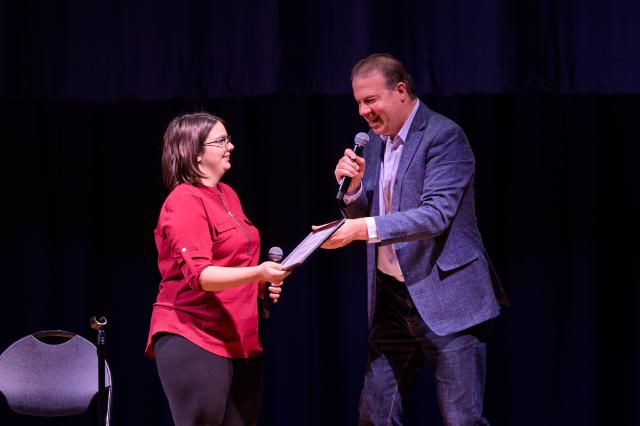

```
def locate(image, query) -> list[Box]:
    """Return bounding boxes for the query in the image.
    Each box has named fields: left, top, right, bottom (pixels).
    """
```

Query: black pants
left=154, top=334, right=262, bottom=426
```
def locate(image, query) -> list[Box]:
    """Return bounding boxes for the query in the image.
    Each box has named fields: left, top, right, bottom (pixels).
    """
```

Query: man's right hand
left=335, top=148, right=366, bottom=194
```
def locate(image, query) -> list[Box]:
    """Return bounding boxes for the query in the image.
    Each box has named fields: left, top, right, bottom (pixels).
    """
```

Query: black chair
left=0, top=330, right=112, bottom=425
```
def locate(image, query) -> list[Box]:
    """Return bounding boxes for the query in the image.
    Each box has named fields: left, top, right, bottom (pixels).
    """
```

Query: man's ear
left=396, top=82, right=408, bottom=100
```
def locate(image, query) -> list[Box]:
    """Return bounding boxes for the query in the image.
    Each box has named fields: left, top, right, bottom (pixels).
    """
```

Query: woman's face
left=197, top=121, right=234, bottom=185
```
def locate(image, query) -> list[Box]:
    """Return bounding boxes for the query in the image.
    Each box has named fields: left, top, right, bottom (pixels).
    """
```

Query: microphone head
left=354, top=132, right=369, bottom=147
left=268, top=246, right=284, bottom=262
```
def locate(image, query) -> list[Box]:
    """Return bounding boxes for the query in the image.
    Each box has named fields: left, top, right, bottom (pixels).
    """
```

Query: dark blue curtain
left=1, top=1, right=639, bottom=425
left=2, top=0, right=640, bottom=100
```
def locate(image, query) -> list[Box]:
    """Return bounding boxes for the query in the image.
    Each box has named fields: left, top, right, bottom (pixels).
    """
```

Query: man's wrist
left=364, top=217, right=380, bottom=243
left=357, top=218, right=369, bottom=240
left=342, top=183, right=362, bottom=204
left=346, top=182, right=361, bottom=195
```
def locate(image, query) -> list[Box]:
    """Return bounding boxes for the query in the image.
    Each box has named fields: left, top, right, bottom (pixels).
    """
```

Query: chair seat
left=0, top=333, right=111, bottom=417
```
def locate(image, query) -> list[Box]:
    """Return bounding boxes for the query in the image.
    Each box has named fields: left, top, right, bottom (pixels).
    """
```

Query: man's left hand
left=313, top=218, right=368, bottom=249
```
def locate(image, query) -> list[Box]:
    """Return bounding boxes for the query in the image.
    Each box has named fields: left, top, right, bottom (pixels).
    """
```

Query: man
left=321, top=53, right=508, bottom=425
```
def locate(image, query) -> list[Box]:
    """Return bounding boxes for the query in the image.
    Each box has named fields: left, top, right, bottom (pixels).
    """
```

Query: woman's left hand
left=268, top=282, right=283, bottom=303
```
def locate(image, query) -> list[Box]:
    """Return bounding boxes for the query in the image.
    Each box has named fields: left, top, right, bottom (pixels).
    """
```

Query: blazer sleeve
left=341, top=187, right=371, bottom=219
left=374, top=124, right=475, bottom=245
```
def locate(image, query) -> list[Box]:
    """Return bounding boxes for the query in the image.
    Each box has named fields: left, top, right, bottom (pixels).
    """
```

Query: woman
left=145, top=112, right=289, bottom=426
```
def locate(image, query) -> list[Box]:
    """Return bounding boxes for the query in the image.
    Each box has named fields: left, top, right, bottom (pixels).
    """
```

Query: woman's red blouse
left=146, top=183, right=262, bottom=359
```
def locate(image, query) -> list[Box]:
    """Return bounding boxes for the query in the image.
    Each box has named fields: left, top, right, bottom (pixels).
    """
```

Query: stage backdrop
left=0, top=1, right=639, bottom=426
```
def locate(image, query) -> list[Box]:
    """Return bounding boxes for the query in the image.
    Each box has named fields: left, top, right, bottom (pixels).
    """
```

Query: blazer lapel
left=368, top=135, right=384, bottom=216
left=393, top=102, right=430, bottom=210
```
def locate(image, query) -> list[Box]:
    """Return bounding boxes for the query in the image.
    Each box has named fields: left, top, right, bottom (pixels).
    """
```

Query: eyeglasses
left=203, top=135, right=233, bottom=150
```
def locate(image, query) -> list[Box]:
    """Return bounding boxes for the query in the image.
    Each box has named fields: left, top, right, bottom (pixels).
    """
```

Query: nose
left=358, top=103, right=371, bottom=117
left=226, top=141, right=234, bottom=152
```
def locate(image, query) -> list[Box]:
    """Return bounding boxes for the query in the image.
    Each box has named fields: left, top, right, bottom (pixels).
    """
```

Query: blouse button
left=181, top=248, right=187, bottom=252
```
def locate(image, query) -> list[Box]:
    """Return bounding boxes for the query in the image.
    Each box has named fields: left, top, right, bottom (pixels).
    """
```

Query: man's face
left=352, top=72, right=408, bottom=137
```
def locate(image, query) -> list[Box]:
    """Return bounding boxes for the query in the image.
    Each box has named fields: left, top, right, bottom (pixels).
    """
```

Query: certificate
left=280, top=218, right=346, bottom=269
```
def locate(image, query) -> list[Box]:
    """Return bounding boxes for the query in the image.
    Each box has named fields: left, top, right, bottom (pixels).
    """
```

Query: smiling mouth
left=366, top=116, right=380, bottom=126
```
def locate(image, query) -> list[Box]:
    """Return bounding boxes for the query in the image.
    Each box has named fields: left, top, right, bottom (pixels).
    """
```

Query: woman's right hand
left=199, top=261, right=291, bottom=292
left=258, top=261, right=291, bottom=284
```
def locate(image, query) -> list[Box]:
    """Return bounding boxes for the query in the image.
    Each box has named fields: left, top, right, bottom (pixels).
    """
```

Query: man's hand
left=313, top=218, right=368, bottom=249
left=335, top=148, right=366, bottom=194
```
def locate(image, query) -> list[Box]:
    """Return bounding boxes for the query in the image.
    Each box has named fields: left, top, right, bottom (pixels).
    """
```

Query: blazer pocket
left=436, top=246, right=480, bottom=274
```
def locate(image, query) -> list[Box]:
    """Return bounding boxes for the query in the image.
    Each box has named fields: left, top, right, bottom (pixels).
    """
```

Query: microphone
left=336, top=132, right=369, bottom=201
left=263, top=246, right=284, bottom=319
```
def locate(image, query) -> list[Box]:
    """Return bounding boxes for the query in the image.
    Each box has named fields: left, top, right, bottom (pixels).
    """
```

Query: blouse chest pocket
left=213, top=216, right=238, bottom=244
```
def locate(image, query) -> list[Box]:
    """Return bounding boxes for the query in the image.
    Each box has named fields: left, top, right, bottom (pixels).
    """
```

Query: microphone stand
left=90, top=316, right=108, bottom=426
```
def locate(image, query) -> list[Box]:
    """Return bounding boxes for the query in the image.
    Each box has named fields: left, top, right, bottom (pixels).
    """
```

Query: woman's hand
left=259, top=261, right=289, bottom=304
left=200, top=261, right=290, bottom=292
left=258, top=261, right=291, bottom=284
left=267, top=282, right=283, bottom=303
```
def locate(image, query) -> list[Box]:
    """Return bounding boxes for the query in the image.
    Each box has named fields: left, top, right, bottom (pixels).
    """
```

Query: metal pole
left=90, top=316, right=108, bottom=426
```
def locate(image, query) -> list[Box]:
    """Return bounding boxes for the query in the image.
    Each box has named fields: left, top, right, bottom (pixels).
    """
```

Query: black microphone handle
left=263, top=288, right=272, bottom=319
left=263, top=248, right=284, bottom=320
left=263, top=280, right=281, bottom=319
left=336, top=143, right=366, bottom=201
left=263, top=279, right=275, bottom=320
